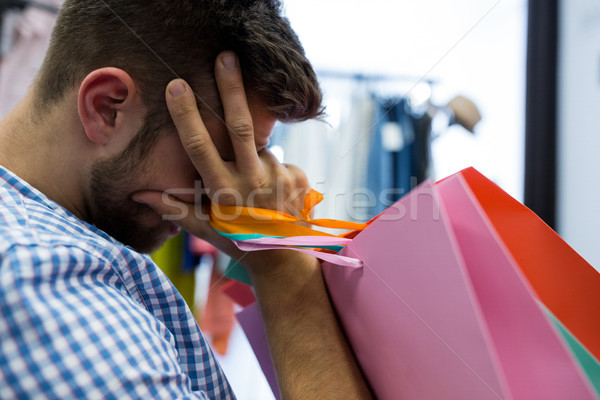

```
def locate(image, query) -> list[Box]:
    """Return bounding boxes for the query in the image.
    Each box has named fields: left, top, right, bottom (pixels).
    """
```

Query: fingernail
left=169, top=80, right=186, bottom=98
left=221, top=52, right=236, bottom=70
left=131, top=193, right=146, bottom=204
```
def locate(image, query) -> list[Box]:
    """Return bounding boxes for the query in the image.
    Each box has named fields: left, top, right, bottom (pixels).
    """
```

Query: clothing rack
left=316, top=69, right=437, bottom=86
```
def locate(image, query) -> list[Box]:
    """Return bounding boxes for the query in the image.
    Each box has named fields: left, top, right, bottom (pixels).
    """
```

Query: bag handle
left=233, top=238, right=363, bottom=268
left=210, top=189, right=368, bottom=237
left=232, top=236, right=361, bottom=268
left=210, top=189, right=367, bottom=267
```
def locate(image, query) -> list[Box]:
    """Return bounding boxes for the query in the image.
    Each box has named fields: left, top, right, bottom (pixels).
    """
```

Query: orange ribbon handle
left=209, top=189, right=368, bottom=238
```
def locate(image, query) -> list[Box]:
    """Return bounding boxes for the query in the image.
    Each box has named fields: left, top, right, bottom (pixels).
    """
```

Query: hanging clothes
left=268, top=81, right=377, bottom=223
left=410, top=107, right=434, bottom=184
left=363, top=94, right=445, bottom=218
left=0, top=0, right=62, bottom=118
left=366, top=97, right=415, bottom=216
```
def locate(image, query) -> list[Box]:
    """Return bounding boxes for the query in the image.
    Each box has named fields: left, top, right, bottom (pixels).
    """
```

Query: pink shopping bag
left=320, top=176, right=596, bottom=399
left=232, top=169, right=598, bottom=399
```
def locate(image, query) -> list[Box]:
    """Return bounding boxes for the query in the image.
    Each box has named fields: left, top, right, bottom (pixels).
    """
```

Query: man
left=0, top=0, right=371, bottom=399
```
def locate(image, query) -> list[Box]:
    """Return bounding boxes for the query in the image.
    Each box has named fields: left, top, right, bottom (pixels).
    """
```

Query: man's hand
left=165, top=54, right=309, bottom=213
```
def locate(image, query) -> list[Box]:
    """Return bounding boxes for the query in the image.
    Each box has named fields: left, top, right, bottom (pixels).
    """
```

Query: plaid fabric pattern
left=0, top=167, right=235, bottom=399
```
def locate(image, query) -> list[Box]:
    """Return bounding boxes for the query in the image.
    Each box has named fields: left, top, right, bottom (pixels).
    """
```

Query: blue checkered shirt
left=0, top=166, right=235, bottom=399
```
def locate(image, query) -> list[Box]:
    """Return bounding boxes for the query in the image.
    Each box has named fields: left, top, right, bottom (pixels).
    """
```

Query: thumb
left=131, top=190, right=210, bottom=233
left=132, top=190, right=248, bottom=259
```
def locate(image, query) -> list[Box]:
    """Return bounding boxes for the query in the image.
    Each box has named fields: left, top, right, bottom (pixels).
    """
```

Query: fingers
left=165, top=53, right=311, bottom=218
left=281, top=163, right=310, bottom=216
left=166, top=79, right=230, bottom=188
left=257, top=152, right=310, bottom=215
left=214, top=51, right=261, bottom=174
left=260, top=150, right=309, bottom=194
left=281, top=163, right=310, bottom=191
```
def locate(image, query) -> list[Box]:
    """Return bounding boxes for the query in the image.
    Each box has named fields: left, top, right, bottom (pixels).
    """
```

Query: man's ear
left=77, top=67, right=140, bottom=145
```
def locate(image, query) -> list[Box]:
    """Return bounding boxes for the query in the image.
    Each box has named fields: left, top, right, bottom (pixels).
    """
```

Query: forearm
left=244, top=251, right=372, bottom=400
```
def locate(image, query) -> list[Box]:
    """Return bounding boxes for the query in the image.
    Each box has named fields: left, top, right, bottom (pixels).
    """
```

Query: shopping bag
left=317, top=178, right=595, bottom=399
left=457, top=168, right=600, bottom=361
left=218, top=168, right=600, bottom=399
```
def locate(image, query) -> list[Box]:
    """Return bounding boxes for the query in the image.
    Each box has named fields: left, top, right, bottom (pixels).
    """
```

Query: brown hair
left=35, top=0, right=323, bottom=152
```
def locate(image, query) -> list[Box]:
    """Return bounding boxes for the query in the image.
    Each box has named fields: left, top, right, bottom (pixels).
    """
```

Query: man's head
left=36, top=0, right=322, bottom=151
left=31, top=0, right=323, bottom=252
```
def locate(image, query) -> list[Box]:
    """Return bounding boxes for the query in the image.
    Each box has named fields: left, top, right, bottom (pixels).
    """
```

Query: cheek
left=147, top=135, right=200, bottom=193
